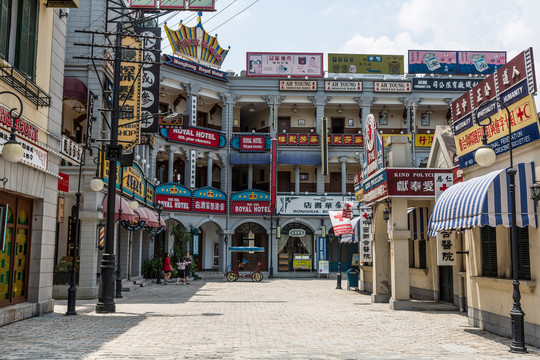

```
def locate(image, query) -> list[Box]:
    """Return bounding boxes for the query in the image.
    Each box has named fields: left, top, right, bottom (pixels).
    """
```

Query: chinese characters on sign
left=277, top=133, right=319, bottom=146
left=358, top=207, right=372, bottom=263
left=437, top=232, right=456, bottom=266
left=276, top=195, right=354, bottom=216
left=412, top=78, right=481, bottom=91
left=248, top=53, right=324, bottom=78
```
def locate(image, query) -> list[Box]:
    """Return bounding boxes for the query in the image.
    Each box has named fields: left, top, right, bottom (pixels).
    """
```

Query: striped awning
left=428, top=162, right=537, bottom=236
left=408, top=207, right=429, bottom=240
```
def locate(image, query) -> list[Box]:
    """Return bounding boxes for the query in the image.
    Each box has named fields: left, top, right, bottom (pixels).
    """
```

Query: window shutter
left=0, top=0, right=10, bottom=59
left=481, top=226, right=497, bottom=277
left=515, top=227, right=531, bottom=280
left=15, top=0, right=38, bottom=79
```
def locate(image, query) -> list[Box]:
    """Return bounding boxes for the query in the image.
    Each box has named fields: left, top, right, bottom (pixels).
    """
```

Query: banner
left=328, top=211, right=353, bottom=236
left=321, top=117, right=328, bottom=175
left=270, top=138, right=277, bottom=211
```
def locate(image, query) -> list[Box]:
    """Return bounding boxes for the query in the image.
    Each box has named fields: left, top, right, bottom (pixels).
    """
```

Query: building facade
left=0, top=1, right=68, bottom=325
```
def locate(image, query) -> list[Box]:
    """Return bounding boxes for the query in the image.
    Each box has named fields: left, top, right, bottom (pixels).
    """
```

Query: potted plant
left=53, top=260, right=72, bottom=284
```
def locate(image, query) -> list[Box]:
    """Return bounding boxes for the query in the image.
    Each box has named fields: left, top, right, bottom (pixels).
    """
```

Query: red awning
left=102, top=195, right=138, bottom=222
left=63, top=77, right=88, bottom=103
left=137, top=207, right=167, bottom=229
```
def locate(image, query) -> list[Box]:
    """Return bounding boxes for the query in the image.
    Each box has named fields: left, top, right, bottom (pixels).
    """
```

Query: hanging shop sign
left=145, top=181, right=155, bottom=208
left=164, top=12, right=228, bottom=68
left=160, top=125, right=226, bottom=149
left=156, top=183, right=192, bottom=212
left=247, top=52, right=324, bottom=78
left=364, top=114, right=385, bottom=179
left=451, top=48, right=538, bottom=168
left=270, top=138, right=277, bottom=211
left=362, top=169, right=387, bottom=204
left=136, top=25, right=161, bottom=133
left=277, top=133, right=319, bottom=146
left=412, top=78, right=482, bottom=92
left=61, top=135, right=84, bottom=165
left=328, top=53, right=404, bottom=75
left=279, top=80, right=318, bottom=91
left=163, top=54, right=229, bottom=81
left=57, top=197, right=65, bottom=223
left=321, top=117, right=328, bottom=175
left=231, top=135, right=269, bottom=152
left=0, top=127, right=48, bottom=171
left=276, top=194, right=356, bottom=216
left=374, top=81, right=411, bottom=93
left=58, top=172, right=69, bottom=192
left=230, top=189, right=272, bottom=215
left=324, top=81, right=363, bottom=92
left=193, top=187, right=227, bottom=214
left=358, top=207, right=372, bottom=263
left=414, top=134, right=434, bottom=147
left=437, top=232, right=456, bottom=266
left=317, top=236, right=326, bottom=261
left=118, top=36, right=142, bottom=151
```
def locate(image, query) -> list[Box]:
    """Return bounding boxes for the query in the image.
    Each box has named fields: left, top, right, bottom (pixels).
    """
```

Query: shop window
left=515, top=227, right=531, bottom=280
left=0, top=0, right=10, bottom=59
left=481, top=225, right=497, bottom=277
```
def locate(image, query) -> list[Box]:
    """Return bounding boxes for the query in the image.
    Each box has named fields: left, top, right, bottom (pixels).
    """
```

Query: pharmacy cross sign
left=328, top=210, right=354, bottom=236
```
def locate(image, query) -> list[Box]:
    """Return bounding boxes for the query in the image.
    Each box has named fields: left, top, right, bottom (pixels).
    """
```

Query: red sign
left=162, top=126, right=223, bottom=149
left=193, top=198, right=226, bottom=214
left=0, top=107, right=39, bottom=142
left=156, top=195, right=191, bottom=211
left=240, top=135, right=265, bottom=152
left=386, top=169, right=453, bottom=197
left=270, top=138, right=277, bottom=211
left=58, top=172, right=69, bottom=192
left=277, top=133, right=319, bottom=145
left=231, top=201, right=272, bottom=215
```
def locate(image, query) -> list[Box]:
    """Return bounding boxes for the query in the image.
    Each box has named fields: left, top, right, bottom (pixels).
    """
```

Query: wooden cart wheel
left=226, top=272, right=238, bottom=282
left=252, top=272, right=263, bottom=282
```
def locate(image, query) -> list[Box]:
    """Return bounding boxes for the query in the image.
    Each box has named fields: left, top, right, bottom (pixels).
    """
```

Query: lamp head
left=2, top=131, right=24, bottom=163
left=90, top=177, right=104, bottom=192
left=474, top=145, right=496, bottom=167
left=530, top=182, right=540, bottom=203
left=129, top=200, right=139, bottom=210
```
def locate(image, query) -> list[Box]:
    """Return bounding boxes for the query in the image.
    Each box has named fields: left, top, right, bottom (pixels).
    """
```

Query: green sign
left=328, top=53, right=404, bottom=75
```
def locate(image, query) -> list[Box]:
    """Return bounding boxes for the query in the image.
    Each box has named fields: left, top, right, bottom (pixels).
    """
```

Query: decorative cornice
left=308, top=95, right=331, bottom=106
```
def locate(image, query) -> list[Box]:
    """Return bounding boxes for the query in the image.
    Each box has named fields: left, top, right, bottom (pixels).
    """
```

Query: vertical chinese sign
left=118, top=36, right=142, bottom=151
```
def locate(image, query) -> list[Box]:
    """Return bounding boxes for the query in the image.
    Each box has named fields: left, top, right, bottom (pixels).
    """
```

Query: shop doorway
left=0, top=193, right=32, bottom=307
left=439, top=266, right=453, bottom=303
left=278, top=117, right=290, bottom=134
left=233, top=223, right=267, bottom=271
left=278, top=223, right=314, bottom=272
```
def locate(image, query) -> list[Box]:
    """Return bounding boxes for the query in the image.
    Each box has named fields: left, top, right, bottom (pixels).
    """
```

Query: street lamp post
left=474, top=98, right=527, bottom=353
left=336, top=235, right=342, bottom=289
left=66, top=157, right=83, bottom=315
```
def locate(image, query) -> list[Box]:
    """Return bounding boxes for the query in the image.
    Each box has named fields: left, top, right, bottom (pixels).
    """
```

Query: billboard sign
left=328, top=53, right=404, bottom=75
left=451, top=48, right=538, bottom=168
left=247, top=52, right=324, bottom=78
left=409, top=50, right=507, bottom=75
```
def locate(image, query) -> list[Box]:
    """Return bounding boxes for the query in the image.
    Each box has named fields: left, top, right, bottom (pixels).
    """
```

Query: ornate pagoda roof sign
left=164, top=12, right=230, bottom=68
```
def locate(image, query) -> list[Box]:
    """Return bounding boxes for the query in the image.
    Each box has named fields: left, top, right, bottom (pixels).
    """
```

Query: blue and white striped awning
left=428, top=162, right=537, bottom=236
left=408, top=207, right=429, bottom=240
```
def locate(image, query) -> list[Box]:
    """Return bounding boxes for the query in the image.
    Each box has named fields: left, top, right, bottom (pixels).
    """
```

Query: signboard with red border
left=230, top=189, right=272, bottom=215
left=277, top=133, right=319, bottom=146
left=160, top=124, right=226, bottom=149
left=193, top=187, right=226, bottom=214
left=58, top=172, right=69, bottom=192
left=230, top=135, right=269, bottom=152
left=156, top=183, right=192, bottom=212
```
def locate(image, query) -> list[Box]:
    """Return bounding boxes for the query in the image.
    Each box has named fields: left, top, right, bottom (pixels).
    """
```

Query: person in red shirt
left=163, top=253, right=172, bottom=285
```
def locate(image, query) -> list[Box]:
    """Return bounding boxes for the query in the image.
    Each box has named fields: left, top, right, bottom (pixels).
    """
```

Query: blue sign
left=318, top=236, right=326, bottom=261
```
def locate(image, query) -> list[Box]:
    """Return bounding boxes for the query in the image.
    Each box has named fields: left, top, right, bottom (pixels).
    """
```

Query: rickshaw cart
left=226, top=246, right=264, bottom=282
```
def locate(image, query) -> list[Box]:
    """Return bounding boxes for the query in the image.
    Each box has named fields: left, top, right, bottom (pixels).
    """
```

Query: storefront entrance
left=0, top=193, right=32, bottom=307
left=278, top=223, right=314, bottom=272
left=232, top=223, right=267, bottom=271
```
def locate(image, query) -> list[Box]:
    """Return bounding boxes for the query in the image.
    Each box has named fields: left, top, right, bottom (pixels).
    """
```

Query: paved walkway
left=0, top=277, right=539, bottom=359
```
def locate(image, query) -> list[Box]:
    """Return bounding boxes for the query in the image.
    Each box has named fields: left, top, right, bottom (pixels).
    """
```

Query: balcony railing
left=0, top=62, right=51, bottom=108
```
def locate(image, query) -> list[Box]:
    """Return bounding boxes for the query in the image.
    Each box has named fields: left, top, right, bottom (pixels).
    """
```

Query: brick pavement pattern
left=0, top=278, right=538, bottom=359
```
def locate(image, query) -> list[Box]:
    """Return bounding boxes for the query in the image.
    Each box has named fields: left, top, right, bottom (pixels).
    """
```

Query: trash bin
left=346, top=268, right=359, bottom=290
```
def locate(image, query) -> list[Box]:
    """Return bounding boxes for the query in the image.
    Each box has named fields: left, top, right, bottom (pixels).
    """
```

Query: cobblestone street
left=0, top=277, right=538, bottom=359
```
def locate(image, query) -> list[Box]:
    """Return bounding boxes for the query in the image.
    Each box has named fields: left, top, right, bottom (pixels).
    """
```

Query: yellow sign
left=380, top=133, right=411, bottom=146
left=293, top=259, right=312, bottom=270
left=455, top=94, right=539, bottom=157
left=328, top=53, right=404, bottom=75
left=118, top=36, right=142, bottom=151
left=414, top=134, right=434, bottom=147
left=122, top=165, right=145, bottom=202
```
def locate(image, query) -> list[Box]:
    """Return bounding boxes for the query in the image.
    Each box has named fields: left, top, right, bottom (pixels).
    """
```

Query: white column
left=168, top=146, right=174, bottom=183
left=248, top=164, right=253, bottom=188
left=207, top=155, right=213, bottom=187
left=295, top=165, right=300, bottom=193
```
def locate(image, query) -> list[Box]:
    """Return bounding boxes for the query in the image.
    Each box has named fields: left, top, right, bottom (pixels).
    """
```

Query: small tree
left=169, top=222, right=190, bottom=265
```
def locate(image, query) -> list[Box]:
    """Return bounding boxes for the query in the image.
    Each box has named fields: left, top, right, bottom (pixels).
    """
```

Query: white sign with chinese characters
left=374, top=81, right=411, bottom=93
left=277, top=195, right=356, bottom=216
left=435, top=173, right=454, bottom=199
left=0, top=128, right=48, bottom=171
left=61, top=135, right=84, bottom=165
left=324, top=81, right=363, bottom=92
left=436, top=232, right=456, bottom=266
left=358, top=207, right=372, bottom=263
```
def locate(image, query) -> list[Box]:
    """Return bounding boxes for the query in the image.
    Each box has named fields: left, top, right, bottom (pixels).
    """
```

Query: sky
left=159, top=0, right=540, bottom=86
